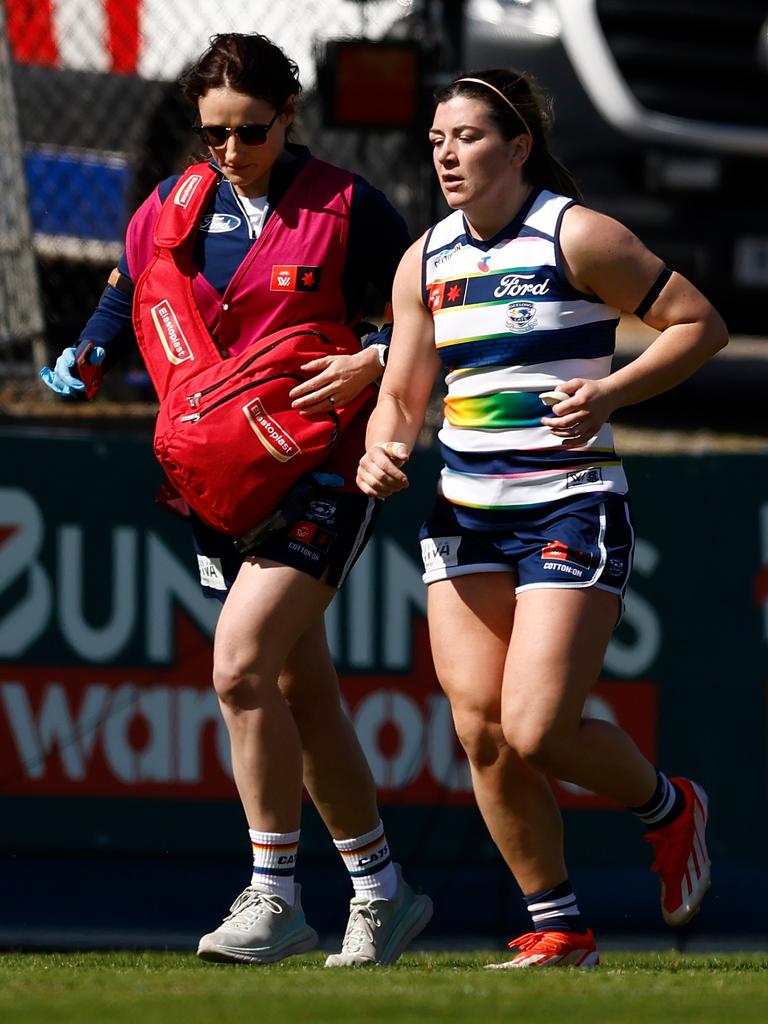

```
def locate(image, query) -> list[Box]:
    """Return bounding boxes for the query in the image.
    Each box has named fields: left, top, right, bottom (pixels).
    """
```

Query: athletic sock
left=524, top=880, right=586, bottom=934
left=249, top=828, right=300, bottom=904
left=629, top=770, right=685, bottom=829
left=333, top=820, right=398, bottom=900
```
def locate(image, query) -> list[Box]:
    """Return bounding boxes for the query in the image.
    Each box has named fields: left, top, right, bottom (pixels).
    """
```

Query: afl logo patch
left=199, top=213, right=241, bottom=233
left=505, top=300, right=537, bottom=333
left=270, top=265, right=322, bottom=292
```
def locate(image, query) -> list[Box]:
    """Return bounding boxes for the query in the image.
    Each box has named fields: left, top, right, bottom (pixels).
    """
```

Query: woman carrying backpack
left=40, top=32, right=432, bottom=966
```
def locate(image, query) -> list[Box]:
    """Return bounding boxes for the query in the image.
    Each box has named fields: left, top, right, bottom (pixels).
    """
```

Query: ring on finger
left=328, top=395, right=336, bottom=405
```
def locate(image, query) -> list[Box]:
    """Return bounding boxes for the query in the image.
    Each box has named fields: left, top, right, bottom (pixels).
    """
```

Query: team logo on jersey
left=505, top=301, right=537, bottom=333
left=427, top=278, right=468, bottom=312
left=270, top=265, right=322, bottom=292
left=199, top=213, right=241, bottom=233
left=242, top=399, right=300, bottom=461
left=174, top=174, right=203, bottom=208
left=608, top=557, right=625, bottom=576
left=150, top=299, right=194, bottom=364
left=308, top=499, right=337, bottom=525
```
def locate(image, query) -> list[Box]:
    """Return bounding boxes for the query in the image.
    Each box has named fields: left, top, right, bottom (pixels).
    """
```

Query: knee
left=212, top=654, right=269, bottom=712
left=451, top=706, right=506, bottom=769
left=502, top=717, right=562, bottom=774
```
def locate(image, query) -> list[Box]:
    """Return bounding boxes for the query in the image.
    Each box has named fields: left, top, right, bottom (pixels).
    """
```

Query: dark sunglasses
left=192, top=110, right=279, bottom=147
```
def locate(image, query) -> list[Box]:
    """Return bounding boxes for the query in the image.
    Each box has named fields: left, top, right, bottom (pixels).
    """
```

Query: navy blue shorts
left=418, top=494, right=635, bottom=600
left=191, top=485, right=378, bottom=602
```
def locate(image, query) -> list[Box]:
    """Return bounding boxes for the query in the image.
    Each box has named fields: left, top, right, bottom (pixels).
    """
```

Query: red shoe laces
left=644, top=824, right=689, bottom=873
left=506, top=931, right=570, bottom=954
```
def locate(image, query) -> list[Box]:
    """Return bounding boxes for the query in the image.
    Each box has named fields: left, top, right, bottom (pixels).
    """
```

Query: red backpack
left=132, top=165, right=374, bottom=538
left=152, top=320, right=373, bottom=537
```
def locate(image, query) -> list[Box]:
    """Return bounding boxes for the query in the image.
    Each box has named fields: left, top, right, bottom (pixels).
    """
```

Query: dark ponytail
left=434, top=69, right=583, bottom=203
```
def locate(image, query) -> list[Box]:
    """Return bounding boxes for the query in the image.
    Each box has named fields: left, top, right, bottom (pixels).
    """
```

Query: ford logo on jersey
left=199, top=213, right=241, bottom=233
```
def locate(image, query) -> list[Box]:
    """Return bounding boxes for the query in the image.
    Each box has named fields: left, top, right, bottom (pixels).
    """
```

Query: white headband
left=454, top=77, right=532, bottom=139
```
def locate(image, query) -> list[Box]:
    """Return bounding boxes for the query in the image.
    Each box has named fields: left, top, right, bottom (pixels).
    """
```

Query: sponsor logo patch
left=566, top=467, right=604, bottom=488
left=542, top=561, right=584, bottom=577
left=196, top=555, right=227, bottom=591
left=199, top=213, right=241, bottom=233
left=242, top=399, right=301, bottom=462
left=433, top=242, right=463, bottom=268
left=270, top=265, right=322, bottom=292
left=288, top=520, right=333, bottom=552
left=174, top=174, right=203, bottom=208
left=420, top=535, right=461, bottom=572
left=150, top=300, right=194, bottom=364
left=541, top=540, right=592, bottom=570
left=505, top=300, right=537, bottom=333
left=427, top=278, right=467, bottom=312
left=493, top=273, right=551, bottom=299
left=290, top=521, right=317, bottom=543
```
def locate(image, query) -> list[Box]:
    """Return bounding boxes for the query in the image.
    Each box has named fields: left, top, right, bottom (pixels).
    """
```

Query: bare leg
left=502, top=587, right=656, bottom=806
left=428, top=575, right=567, bottom=894
left=212, top=557, right=336, bottom=831
left=278, top=617, right=380, bottom=839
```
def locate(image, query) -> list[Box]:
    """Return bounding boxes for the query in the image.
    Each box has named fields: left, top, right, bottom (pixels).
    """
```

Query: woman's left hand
left=541, top=378, right=617, bottom=447
left=289, top=348, right=382, bottom=413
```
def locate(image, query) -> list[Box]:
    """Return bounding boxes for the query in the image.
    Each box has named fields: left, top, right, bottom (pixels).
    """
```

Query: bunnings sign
left=1, top=431, right=767, bottom=862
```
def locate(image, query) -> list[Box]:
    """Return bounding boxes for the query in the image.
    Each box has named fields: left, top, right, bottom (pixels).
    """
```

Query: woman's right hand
left=39, top=344, right=105, bottom=397
left=356, top=442, right=411, bottom=497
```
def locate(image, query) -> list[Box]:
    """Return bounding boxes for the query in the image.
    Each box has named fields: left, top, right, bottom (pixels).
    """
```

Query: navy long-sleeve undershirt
left=79, top=145, right=409, bottom=359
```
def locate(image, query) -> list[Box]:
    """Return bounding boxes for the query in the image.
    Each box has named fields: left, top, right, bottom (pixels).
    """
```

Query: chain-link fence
left=2, top=0, right=440, bottom=401
left=0, top=1, right=45, bottom=378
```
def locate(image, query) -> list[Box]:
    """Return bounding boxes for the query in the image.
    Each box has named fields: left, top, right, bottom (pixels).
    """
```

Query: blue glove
left=39, top=344, right=105, bottom=397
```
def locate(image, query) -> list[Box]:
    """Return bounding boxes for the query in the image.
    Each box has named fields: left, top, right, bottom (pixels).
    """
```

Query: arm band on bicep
left=633, top=266, right=672, bottom=318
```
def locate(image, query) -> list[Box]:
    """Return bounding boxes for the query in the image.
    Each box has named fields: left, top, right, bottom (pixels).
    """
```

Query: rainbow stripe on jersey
left=422, top=189, right=627, bottom=511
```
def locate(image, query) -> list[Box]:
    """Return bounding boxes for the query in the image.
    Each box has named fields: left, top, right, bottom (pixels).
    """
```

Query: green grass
left=2, top=952, right=768, bottom=1024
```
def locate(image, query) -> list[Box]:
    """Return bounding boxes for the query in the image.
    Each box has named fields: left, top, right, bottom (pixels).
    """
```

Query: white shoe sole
left=197, top=927, right=319, bottom=964
left=324, top=893, right=433, bottom=967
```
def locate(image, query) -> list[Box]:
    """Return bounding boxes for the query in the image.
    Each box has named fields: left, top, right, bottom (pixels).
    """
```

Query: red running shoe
left=645, top=776, right=710, bottom=926
left=485, top=929, right=599, bottom=969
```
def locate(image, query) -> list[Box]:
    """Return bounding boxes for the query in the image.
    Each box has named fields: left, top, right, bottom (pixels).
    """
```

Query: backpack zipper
left=179, top=372, right=305, bottom=422
left=185, top=328, right=330, bottom=408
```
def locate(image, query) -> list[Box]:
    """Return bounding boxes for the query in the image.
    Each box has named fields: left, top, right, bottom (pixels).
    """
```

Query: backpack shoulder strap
left=153, top=163, right=221, bottom=249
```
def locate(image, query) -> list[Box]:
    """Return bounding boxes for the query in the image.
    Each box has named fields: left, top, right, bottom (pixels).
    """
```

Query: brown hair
left=434, top=69, right=583, bottom=202
left=178, top=33, right=302, bottom=111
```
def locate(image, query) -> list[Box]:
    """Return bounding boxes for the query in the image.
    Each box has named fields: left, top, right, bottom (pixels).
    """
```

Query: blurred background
left=1, top=0, right=767, bottom=951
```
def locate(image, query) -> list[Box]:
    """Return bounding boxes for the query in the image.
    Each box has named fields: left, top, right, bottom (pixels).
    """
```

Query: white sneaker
left=325, top=865, right=433, bottom=966
left=197, top=882, right=318, bottom=964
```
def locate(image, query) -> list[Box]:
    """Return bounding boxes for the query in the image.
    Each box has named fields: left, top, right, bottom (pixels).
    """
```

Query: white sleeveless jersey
left=422, top=189, right=628, bottom=511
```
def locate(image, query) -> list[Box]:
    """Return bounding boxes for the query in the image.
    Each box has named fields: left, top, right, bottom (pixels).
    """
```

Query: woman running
left=357, top=68, right=725, bottom=968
